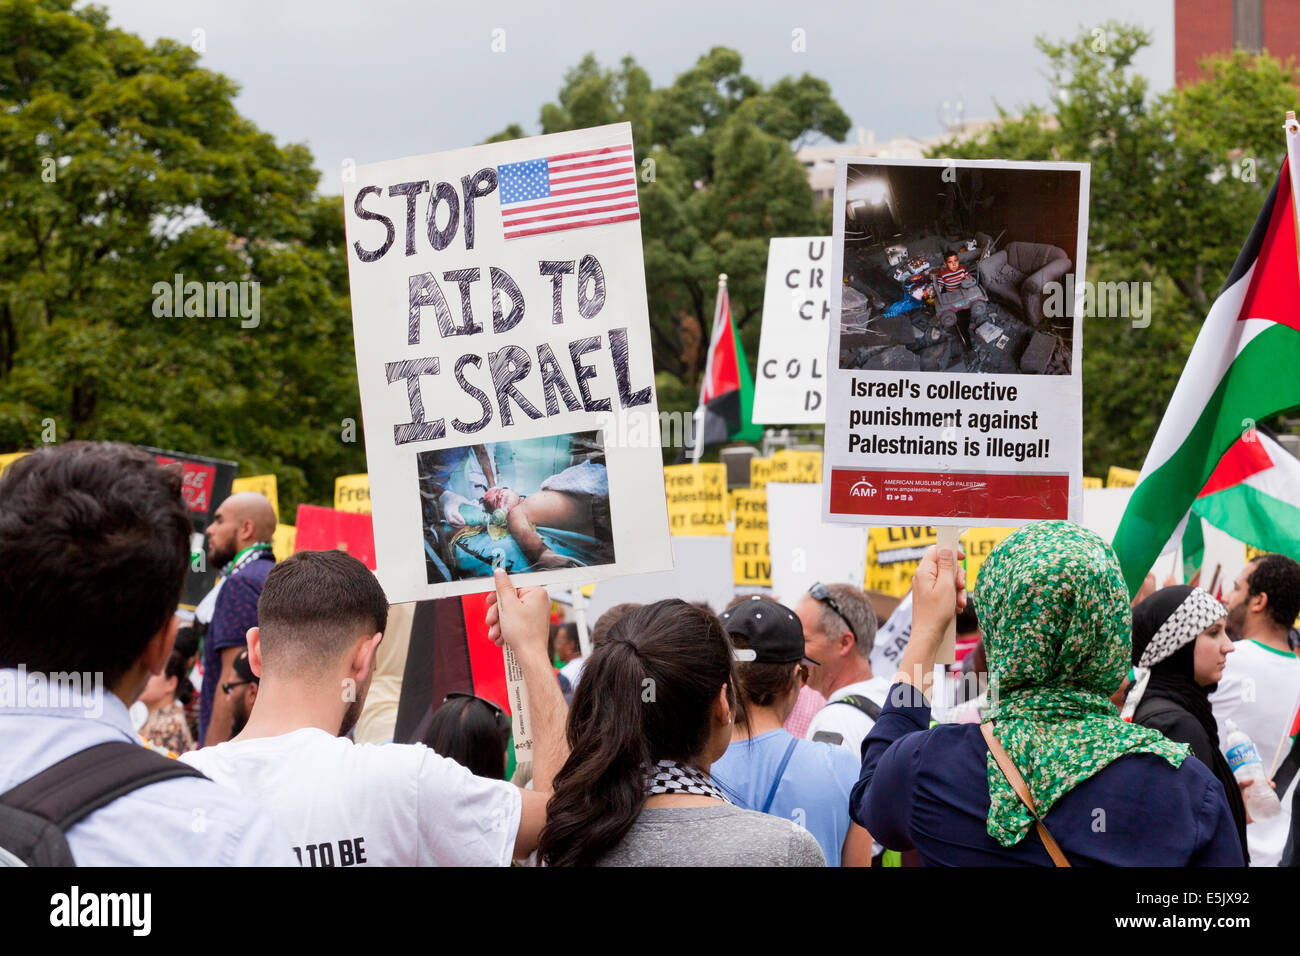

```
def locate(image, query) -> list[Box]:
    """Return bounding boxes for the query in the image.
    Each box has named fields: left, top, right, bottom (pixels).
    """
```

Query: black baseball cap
left=720, top=597, right=820, bottom=667
left=232, top=648, right=259, bottom=684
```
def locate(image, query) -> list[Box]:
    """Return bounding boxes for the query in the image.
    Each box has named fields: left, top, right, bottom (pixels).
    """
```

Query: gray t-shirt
left=594, top=804, right=827, bottom=867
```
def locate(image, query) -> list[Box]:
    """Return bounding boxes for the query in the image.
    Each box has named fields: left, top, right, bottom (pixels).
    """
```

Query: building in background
left=1176, top=0, right=1300, bottom=85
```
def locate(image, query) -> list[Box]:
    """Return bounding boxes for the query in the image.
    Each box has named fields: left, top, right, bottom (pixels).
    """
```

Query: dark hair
left=1248, top=554, right=1300, bottom=630
left=945, top=248, right=961, bottom=259
left=956, top=602, right=980, bottom=636
left=538, top=600, right=745, bottom=867
left=257, top=551, right=389, bottom=675
left=418, top=696, right=508, bottom=780
left=0, top=442, right=192, bottom=686
left=165, top=649, right=195, bottom=706
left=173, top=624, right=200, bottom=664
left=730, top=633, right=797, bottom=710
left=590, top=602, right=641, bottom=647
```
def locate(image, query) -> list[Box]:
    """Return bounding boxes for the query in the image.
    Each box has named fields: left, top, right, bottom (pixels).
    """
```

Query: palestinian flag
left=686, top=278, right=762, bottom=458
left=1114, top=128, right=1300, bottom=596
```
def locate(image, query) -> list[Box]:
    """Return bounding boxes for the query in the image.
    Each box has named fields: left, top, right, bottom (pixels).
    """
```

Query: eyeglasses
left=808, top=582, right=859, bottom=646
left=796, top=664, right=810, bottom=685
left=443, top=692, right=512, bottom=738
left=221, top=680, right=256, bottom=694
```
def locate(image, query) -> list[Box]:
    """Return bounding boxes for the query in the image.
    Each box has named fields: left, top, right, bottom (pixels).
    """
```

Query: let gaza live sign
left=663, top=464, right=728, bottom=536
left=822, top=157, right=1089, bottom=526
left=341, top=124, right=672, bottom=603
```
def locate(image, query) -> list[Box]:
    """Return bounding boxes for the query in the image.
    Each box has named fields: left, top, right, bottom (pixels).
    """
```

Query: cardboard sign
left=753, top=237, right=831, bottom=423
left=767, top=483, right=867, bottom=602
left=822, top=158, right=1089, bottom=527
left=732, top=488, right=770, bottom=586
left=232, top=473, right=279, bottom=518
left=342, top=124, right=671, bottom=602
left=334, top=473, right=371, bottom=514
left=663, top=463, right=728, bottom=536
left=295, top=504, right=376, bottom=570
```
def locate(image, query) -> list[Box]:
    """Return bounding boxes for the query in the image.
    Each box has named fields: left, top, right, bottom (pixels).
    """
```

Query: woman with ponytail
left=537, top=599, right=826, bottom=866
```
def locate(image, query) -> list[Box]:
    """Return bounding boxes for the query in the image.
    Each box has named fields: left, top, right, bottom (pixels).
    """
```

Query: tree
left=932, top=22, right=1299, bottom=474
left=488, top=48, right=849, bottom=438
left=0, top=0, right=363, bottom=514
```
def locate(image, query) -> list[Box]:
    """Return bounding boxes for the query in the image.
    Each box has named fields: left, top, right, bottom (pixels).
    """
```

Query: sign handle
left=936, top=526, right=961, bottom=666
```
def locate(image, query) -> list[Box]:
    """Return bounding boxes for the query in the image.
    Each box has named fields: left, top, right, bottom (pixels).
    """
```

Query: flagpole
left=691, top=273, right=727, bottom=465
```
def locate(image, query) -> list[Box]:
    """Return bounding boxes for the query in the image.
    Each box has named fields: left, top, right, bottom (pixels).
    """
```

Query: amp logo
left=850, top=479, right=877, bottom=498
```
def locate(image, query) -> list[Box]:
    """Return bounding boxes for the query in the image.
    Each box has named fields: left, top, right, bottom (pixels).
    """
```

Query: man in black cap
left=709, top=597, right=872, bottom=867
left=224, top=649, right=260, bottom=738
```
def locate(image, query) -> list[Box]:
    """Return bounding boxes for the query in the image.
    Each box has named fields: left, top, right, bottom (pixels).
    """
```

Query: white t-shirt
left=181, top=727, right=522, bottom=867
left=1209, top=639, right=1300, bottom=867
left=804, top=675, right=894, bottom=757
left=559, top=657, right=585, bottom=687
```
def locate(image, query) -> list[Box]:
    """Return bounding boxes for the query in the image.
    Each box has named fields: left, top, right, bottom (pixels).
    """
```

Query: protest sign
left=341, top=124, right=671, bottom=602
left=272, top=524, right=296, bottom=562
left=586, top=536, right=735, bottom=619
left=0, top=451, right=28, bottom=478
left=865, top=525, right=936, bottom=598
left=232, top=473, right=279, bottom=518
left=823, top=158, right=1088, bottom=527
left=295, top=504, right=376, bottom=570
left=753, top=237, right=831, bottom=423
left=750, top=457, right=773, bottom=489
left=663, top=463, right=728, bottom=535
left=767, top=483, right=867, bottom=602
left=334, top=473, right=371, bottom=513
left=1106, top=466, right=1140, bottom=488
left=732, top=488, right=770, bottom=586
left=143, top=445, right=237, bottom=608
left=771, top=448, right=822, bottom=483
left=960, top=526, right=1016, bottom=590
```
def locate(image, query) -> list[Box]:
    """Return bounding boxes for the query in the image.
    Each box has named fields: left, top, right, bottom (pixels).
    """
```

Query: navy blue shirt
left=850, top=683, right=1245, bottom=866
left=199, top=552, right=275, bottom=741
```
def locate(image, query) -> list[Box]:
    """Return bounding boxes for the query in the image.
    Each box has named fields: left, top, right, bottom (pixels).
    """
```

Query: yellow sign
left=663, top=464, right=728, bottom=536
left=960, top=527, right=1016, bottom=591
left=1082, top=476, right=1103, bottom=489
left=771, top=449, right=822, bottom=483
left=334, top=473, right=371, bottom=513
left=732, top=489, right=770, bottom=586
left=864, top=525, right=1015, bottom=597
left=272, top=524, right=296, bottom=562
left=0, top=451, right=29, bottom=479
left=1106, top=466, right=1140, bottom=488
left=750, top=458, right=773, bottom=490
left=232, top=474, right=279, bottom=518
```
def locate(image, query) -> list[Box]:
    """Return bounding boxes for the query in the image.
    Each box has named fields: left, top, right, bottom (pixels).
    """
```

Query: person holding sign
left=183, top=555, right=567, bottom=866
left=850, top=523, right=1244, bottom=866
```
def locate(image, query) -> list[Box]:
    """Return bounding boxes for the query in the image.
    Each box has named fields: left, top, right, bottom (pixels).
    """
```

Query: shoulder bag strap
left=760, top=738, right=801, bottom=814
left=835, top=694, right=882, bottom=722
left=980, top=722, right=1071, bottom=867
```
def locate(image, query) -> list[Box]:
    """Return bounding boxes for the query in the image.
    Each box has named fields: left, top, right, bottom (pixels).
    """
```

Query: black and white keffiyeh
left=644, top=759, right=730, bottom=802
left=1121, top=587, right=1226, bottom=721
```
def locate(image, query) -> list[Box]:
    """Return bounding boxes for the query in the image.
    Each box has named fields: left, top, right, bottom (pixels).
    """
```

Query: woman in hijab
left=850, top=521, right=1244, bottom=866
left=1125, top=586, right=1247, bottom=862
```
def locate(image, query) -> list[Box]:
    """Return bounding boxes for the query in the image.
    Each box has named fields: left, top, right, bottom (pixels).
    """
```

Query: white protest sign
left=822, top=158, right=1088, bottom=528
left=342, top=123, right=672, bottom=603
left=585, top=535, right=735, bottom=619
left=752, top=237, right=831, bottom=423
left=766, top=482, right=867, bottom=602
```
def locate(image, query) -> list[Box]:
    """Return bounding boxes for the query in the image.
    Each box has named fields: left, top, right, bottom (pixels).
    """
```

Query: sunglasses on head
left=808, top=582, right=859, bottom=646
left=443, top=692, right=511, bottom=737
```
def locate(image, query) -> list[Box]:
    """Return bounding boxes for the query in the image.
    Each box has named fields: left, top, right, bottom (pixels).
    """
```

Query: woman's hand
left=895, top=546, right=966, bottom=695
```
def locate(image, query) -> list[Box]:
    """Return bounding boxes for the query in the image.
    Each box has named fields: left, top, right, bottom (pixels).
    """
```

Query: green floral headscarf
left=976, top=521, right=1188, bottom=846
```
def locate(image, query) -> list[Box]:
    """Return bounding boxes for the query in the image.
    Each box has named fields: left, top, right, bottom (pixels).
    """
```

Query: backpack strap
left=0, top=741, right=207, bottom=832
left=834, top=694, right=882, bottom=722
left=760, top=737, right=800, bottom=814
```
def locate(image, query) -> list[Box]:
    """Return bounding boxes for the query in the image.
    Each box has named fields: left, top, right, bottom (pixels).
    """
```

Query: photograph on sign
left=417, top=430, right=613, bottom=583
left=341, top=123, right=672, bottom=603
left=823, top=157, right=1088, bottom=527
left=753, top=237, right=831, bottom=423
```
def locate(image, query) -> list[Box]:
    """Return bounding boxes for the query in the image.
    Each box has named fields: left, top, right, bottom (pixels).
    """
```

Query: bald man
left=199, top=492, right=278, bottom=745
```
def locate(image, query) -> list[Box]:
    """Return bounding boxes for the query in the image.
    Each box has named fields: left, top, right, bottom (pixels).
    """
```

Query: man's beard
left=230, top=693, right=251, bottom=736
left=208, top=540, right=236, bottom=568
left=1225, top=601, right=1247, bottom=641
left=339, top=680, right=370, bottom=738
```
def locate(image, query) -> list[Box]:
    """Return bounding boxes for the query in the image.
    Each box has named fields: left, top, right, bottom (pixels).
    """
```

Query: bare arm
left=203, top=644, right=243, bottom=747
left=841, top=823, right=873, bottom=867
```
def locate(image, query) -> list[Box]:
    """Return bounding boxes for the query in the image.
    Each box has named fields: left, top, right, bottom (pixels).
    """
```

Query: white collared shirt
left=0, top=668, right=296, bottom=866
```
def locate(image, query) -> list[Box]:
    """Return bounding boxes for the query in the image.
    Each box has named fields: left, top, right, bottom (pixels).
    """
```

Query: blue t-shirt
left=851, top=682, right=1245, bottom=866
left=199, top=552, right=275, bottom=741
left=712, top=729, right=859, bottom=866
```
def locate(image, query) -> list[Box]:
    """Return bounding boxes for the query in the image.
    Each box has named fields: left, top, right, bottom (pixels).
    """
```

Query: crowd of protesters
left=1, top=441, right=1297, bottom=867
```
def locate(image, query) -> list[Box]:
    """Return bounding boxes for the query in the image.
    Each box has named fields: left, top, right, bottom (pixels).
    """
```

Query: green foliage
left=487, top=47, right=849, bottom=448
left=931, top=22, right=1299, bottom=474
left=0, top=0, right=363, bottom=517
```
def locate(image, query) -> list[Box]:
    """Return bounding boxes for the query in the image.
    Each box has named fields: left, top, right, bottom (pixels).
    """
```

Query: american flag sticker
left=497, top=144, right=640, bottom=240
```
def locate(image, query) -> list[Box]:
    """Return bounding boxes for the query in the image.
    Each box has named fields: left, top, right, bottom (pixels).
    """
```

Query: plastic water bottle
left=1224, top=720, right=1282, bottom=821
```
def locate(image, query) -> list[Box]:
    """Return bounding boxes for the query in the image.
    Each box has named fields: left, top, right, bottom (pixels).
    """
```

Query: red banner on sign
left=154, top=456, right=217, bottom=514
left=829, top=469, right=1069, bottom=521
left=294, top=504, right=377, bottom=570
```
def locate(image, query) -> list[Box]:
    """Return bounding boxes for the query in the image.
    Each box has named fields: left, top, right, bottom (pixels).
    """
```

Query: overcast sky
left=102, top=0, right=1174, bottom=192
